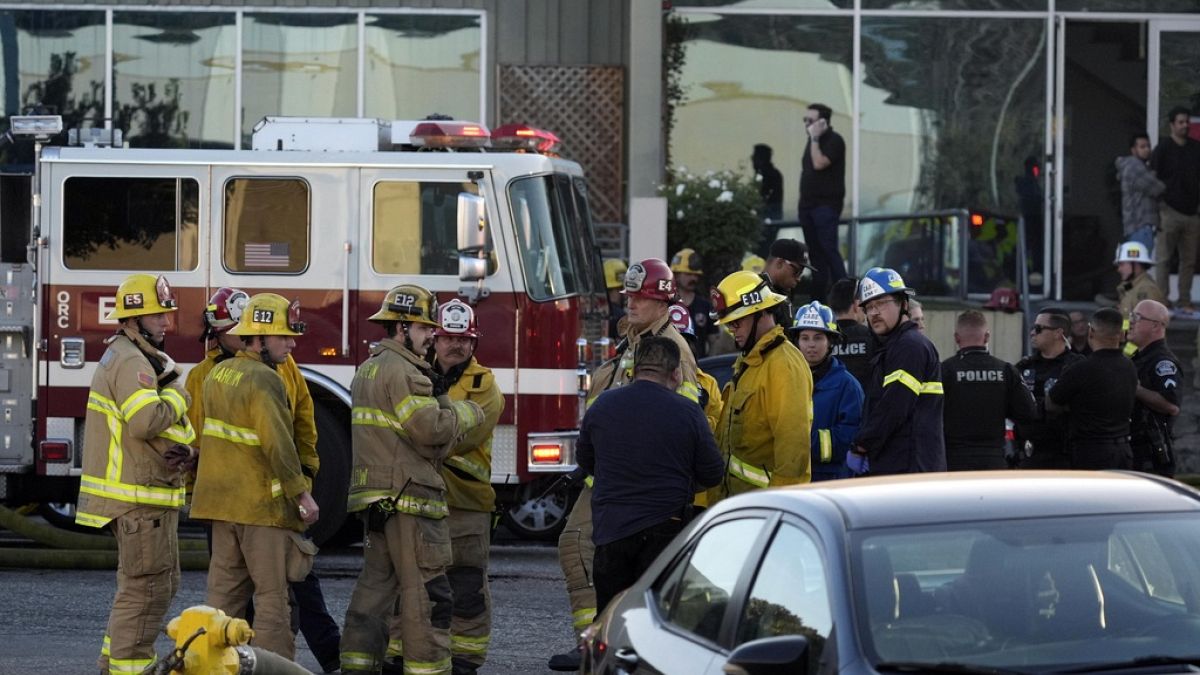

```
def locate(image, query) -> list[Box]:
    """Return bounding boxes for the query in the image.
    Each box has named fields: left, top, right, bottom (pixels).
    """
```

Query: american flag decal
left=245, top=242, right=290, bottom=268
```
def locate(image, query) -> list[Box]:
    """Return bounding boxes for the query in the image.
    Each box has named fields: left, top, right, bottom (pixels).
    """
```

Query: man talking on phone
left=799, top=102, right=847, bottom=304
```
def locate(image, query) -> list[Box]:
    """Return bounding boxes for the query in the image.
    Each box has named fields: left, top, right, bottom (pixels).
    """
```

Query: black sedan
left=580, top=471, right=1200, bottom=674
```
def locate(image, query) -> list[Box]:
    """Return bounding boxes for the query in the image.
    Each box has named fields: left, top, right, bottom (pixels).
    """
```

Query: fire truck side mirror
left=457, top=192, right=488, bottom=253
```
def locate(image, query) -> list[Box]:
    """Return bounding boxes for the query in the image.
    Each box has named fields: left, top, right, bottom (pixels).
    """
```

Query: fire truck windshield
left=509, top=174, right=602, bottom=302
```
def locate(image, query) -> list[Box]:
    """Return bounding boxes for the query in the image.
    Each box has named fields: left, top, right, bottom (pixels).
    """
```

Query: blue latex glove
left=846, top=451, right=869, bottom=476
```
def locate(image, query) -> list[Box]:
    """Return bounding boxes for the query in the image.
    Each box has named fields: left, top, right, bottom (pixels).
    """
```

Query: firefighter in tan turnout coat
left=76, top=273, right=195, bottom=675
left=340, top=285, right=484, bottom=675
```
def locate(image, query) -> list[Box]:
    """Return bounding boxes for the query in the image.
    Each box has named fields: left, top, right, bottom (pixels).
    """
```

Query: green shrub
left=660, top=166, right=762, bottom=283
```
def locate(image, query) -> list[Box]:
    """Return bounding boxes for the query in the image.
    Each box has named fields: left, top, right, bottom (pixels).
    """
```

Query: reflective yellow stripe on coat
left=882, top=369, right=944, bottom=395
left=80, top=392, right=186, bottom=509
left=818, top=429, right=832, bottom=463
left=727, top=454, right=770, bottom=489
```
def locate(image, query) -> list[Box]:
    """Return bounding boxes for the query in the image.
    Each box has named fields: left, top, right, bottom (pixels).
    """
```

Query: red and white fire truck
left=0, top=116, right=609, bottom=543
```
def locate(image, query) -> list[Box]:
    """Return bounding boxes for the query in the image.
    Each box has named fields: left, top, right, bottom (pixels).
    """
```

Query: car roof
left=726, top=471, right=1200, bottom=530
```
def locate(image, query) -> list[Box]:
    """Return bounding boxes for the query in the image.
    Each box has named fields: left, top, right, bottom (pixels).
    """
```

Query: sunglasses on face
left=1030, top=324, right=1059, bottom=334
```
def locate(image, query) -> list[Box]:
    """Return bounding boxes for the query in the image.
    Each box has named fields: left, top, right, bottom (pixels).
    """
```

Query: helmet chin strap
left=134, top=317, right=164, bottom=350
left=740, top=312, right=761, bottom=356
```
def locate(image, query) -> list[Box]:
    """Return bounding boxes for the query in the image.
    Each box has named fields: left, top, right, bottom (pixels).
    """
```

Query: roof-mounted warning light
left=408, top=120, right=490, bottom=150
left=491, top=123, right=561, bottom=155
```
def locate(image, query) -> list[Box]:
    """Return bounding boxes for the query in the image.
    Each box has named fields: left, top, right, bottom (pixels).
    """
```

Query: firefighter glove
left=429, top=370, right=450, bottom=397
left=164, top=444, right=198, bottom=472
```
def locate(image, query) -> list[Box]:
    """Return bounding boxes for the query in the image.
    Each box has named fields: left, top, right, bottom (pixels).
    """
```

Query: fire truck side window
left=223, top=178, right=309, bottom=274
left=510, top=176, right=579, bottom=301
left=372, top=181, right=482, bottom=275
left=63, top=177, right=200, bottom=271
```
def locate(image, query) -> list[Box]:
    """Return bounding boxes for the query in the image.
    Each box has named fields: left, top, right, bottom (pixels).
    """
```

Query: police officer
left=191, top=293, right=320, bottom=660
left=1115, top=241, right=1165, bottom=320
left=711, top=270, right=813, bottom=496
left=77, top=274, right=194, bottom=675
left=549, top=258, right=700, bottom=671
left=602, top=258, right=627, bottom=340
left=1127, top=299, right=1182, bottom=477
left=432, top=300, right=505, bottom=674
left=1014, top=309, right=1084, bottom=469
left=186, top=287, right=341, bottom=672
left=851, top=267, right=946, bottom=474
left=340, top=286, right=483, bottom=674
left=788, top=301, right=864, bottom=481
left=1046, top=307, right=1139, bottom=470
left=339, top=285, right=483, bottom=675
left=828, top=276, right=873, bottom=387
left=670, top=248, right=715, bottom=357
left=940, top=310, right=1036, bottom=470
left=761, top=238, right=815, bottom=329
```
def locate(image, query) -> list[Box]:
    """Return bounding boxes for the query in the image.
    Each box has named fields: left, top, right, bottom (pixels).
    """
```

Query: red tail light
left=531, top=444, right=563, bottom=464
left=39, top=440, right=70, bottom=463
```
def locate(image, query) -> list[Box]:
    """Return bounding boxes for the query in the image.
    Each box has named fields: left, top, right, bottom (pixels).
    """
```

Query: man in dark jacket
left=1015, top=308, right=1084, bottom=469
left=828, top=276, right=873, bottom=388
left=1126, top=299, right=1182, bottom=476
left=851, top=267, right=946, bottom=475
left=577, top=336, right=724, bottom=615
left=761, top=238, right=814, bottom=329
left=1047, top=307, right=1139, bottom=470
left=941, top=310, right=1036, bottom=470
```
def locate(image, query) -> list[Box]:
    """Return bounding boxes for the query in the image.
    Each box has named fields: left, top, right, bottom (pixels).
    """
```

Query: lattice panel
left=499, top=64, right=624, bottom=224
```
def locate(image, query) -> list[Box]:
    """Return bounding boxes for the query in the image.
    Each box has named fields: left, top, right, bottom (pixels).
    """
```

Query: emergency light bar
left=408, top=121, right=491, bottom=149
left=491, top=123, right=561, bottom=154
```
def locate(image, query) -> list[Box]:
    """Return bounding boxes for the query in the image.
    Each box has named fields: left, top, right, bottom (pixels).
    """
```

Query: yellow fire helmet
left=368, top=284, right=439, bottom=326
left=710, top=270, right=786, bottom=326
left=107, top=273, right=178, bottom=320
left=603, top=259, right=628, bottom=290
left=670, top=248, right=703, bottom=275
left=741, top=254, right=766, bottom=275
left=228, top=293, right=306, bottom=336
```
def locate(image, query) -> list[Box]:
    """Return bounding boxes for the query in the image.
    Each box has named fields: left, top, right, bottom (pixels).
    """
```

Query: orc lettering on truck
left=56, top=290, right=69, bottom=329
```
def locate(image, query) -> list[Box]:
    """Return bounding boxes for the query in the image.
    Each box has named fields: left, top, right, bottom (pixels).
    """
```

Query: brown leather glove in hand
left=164, top=444, right=198, bottom=473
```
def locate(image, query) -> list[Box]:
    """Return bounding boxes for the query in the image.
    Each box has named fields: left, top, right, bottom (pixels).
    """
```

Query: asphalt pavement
left=0, top=539, right=578, bottom=674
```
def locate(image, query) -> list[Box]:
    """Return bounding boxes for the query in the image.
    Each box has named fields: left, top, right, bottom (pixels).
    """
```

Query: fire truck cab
left=0, top=116, right=608, bottom=543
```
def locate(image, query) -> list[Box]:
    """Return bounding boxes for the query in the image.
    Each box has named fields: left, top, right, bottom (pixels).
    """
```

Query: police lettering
left=834, top=342, right=867, bottom=356
left=956, top=369, right=1004, bottom=383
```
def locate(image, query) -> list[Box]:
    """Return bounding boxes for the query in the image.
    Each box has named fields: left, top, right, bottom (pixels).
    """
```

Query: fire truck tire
left=500, top=476, right=576, bottom=541
left=37, top=502, right=91, bottom=533
left=306, top=403, right=351, bottom=547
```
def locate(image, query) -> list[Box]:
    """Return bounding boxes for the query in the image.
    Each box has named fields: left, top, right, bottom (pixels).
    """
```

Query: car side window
left=653, top=517, right=765, bottom=643
left=736, top=522, right=833, bottom=657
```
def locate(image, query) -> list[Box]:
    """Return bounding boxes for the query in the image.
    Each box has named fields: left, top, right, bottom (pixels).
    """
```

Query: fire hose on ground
left=0, top=503, right=209, bottom=570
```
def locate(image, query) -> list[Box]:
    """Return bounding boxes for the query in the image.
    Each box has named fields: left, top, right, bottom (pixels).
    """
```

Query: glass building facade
left=670, top=1, right=1200, bottom=299
left=0, top=7, right=484, bottom=156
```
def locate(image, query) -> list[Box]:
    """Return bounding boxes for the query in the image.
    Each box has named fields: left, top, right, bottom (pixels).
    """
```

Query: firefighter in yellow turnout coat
left=550, top=259, right=700, bottom=671
left=190, top=293, right=321, bottom=661
left=433, top=300, right=505, bottom=673
left=341, top=285, right=484, bottom=675
left=711, top=271, right=814, bottom=499
left=77, top=274, right=195, bottom=675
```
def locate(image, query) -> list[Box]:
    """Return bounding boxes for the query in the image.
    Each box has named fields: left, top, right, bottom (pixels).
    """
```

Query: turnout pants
left=557, top=485, right=596, bottom=633
left=342, top=511, right=453, bottom=674
left=447, top=509, right=492, bottom=673
left=207, top=522, right=298, bottom=660
left=98, top=507, right=180, bottom=675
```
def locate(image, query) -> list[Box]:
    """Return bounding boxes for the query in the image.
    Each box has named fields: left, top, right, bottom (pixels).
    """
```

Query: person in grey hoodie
left=1117, top=132, right=1166, bottom=252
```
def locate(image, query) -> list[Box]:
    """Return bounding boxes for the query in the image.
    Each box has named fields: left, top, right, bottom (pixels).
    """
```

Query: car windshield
left=852, top=513, right=1200, bottom=671
left=509, top=174, right=603, bottom=302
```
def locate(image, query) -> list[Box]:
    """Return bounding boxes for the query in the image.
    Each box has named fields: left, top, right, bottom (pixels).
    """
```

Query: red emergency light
left=491, top=123, right=561, bottom=154
left=409, top=121, right=491, bottom=149
left=970, top=213, right=984, bottom=227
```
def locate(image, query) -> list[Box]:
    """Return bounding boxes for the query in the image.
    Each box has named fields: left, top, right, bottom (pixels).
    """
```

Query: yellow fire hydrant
left=163, top=605, right=255, bottom=674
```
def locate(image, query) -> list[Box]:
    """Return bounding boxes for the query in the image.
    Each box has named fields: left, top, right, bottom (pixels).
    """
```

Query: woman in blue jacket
left=788, top=301, right=866, bottom=480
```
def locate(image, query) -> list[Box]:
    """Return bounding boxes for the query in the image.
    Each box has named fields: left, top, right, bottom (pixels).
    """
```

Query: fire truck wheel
left=500, top=476, right=576, bottom=541
left=306, top=403, right=351, bottom=547
left=37, top=502, right=92, bottom=533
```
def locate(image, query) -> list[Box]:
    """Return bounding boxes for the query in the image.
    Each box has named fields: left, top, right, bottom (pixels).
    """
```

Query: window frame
left=61, top=174, right=202, bottom=272
left=368, top=177, right=487, bottom=277
left=221, top=175, right=312, bottom=276
left=647, top=509, right=780, bottom=653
